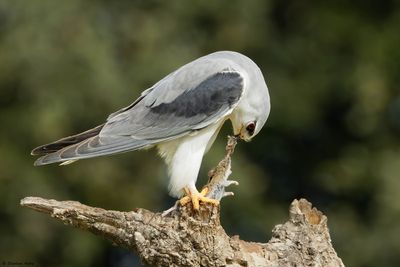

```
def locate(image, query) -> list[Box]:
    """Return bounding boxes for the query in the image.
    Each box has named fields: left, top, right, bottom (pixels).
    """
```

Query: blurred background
left=0, top=0, right=399, bottom=266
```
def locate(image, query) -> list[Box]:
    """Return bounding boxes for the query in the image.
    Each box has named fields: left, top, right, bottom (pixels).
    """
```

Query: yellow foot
left=179, top=187, right=220, bottom=210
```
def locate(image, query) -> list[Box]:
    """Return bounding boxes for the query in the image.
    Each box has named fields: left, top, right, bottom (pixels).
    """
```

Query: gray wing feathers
left=31, top=124, right=104, bottom=156
left=142, top=59, right=233, bottom=107
left=101, top=70, right=244, bottom=139
left=34, top=136, right=151, bottom=166
left=33, top=58, right=244, bottom=166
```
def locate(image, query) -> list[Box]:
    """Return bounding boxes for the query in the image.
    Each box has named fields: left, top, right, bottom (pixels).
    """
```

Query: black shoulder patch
left=150, top=71, right=243, bottom=118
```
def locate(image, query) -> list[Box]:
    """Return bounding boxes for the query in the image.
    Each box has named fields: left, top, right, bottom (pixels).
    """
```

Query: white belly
left=157, top=122, right=224, bottom=198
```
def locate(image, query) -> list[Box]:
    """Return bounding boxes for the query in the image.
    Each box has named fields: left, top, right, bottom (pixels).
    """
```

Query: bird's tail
left=31, top=124, right=151, bottom=166
left=31, top=124, right=105, bottom=156
left=32, top=124, right=104, bottom=166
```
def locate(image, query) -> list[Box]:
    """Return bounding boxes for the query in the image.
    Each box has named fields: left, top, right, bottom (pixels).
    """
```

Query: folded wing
left=33, top=61, right=244, bottom=166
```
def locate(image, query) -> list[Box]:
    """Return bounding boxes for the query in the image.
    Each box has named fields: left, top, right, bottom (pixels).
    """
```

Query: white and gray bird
left=32, top=51, right=270, bottom=209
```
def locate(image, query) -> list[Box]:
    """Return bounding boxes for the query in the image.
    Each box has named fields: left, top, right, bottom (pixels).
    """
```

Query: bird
left=31, top=51, right=271, bottom=210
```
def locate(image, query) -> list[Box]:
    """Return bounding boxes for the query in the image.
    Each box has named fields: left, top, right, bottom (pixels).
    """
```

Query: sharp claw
left=223, top=192, right=234, bottom=197
left=224, top=180, right=239, bottom=187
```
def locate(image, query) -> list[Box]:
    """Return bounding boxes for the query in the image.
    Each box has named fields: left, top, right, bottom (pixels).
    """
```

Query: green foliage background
left=1, top=0, right=399, bottom=266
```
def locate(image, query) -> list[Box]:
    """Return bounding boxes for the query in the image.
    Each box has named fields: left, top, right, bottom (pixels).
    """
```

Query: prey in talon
left=202, top=136, right=239, bottom=202
left=163, top=136, right=239, bottom=216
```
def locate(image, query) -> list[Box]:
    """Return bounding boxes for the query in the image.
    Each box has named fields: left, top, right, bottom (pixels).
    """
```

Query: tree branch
left=20, top=197, right=344, bottom=266
left=21, top=137, right=345, bottom=266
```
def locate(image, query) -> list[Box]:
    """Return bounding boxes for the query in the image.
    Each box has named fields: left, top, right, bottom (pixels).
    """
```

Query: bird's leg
left=179, top=186, right=219, bottom=210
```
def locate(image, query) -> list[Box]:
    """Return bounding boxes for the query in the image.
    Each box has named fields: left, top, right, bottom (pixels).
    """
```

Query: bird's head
left=231, top=94, right=270, bottom=142
left=232, top=115, right=266, bottom=142
left=230, top=73, right=270, bottom=142
left=225, top=53, right=270, bottom=142
left=235, top=121, right=258, bottom=142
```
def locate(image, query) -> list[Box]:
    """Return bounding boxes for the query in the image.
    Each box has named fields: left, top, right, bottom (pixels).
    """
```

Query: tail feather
left=31, top=124, right=104, bottom=156
left=33, top=135, right=151, bottom=166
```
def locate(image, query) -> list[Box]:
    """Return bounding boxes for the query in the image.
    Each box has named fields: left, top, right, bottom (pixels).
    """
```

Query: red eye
left=246, top=122, right=256, bottom=136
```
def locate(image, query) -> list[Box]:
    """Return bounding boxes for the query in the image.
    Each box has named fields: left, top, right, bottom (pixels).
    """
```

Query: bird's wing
left=102, top=71, right=244, bottom=139
left=34, top=59, right=244, bottom=165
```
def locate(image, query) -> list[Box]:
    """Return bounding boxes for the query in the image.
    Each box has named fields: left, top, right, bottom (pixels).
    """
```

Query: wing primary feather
left=33, top=136, right=152, bottom=166
left=59, top=160, right=78, bottom=166
left=31, top=124, right=104, bottom=155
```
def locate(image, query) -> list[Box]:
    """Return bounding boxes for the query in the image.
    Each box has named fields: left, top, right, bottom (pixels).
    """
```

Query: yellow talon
left=199, top=187, right=209, bottom=195
left=179, top=187, right=220, bottom=210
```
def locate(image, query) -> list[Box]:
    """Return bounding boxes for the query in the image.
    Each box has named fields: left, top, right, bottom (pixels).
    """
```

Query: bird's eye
left=246, top=122, right=256, bottom=136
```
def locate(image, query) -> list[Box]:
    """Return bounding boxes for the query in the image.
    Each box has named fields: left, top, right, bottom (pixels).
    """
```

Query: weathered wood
left=20, top=136, right=344, bottom=266
left=20, top=197, right=344, bottom=267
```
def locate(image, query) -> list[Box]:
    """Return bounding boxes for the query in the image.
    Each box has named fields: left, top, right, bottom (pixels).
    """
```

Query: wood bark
left=20, top=197, right=344, bottom=267
left=21, top=137, right=345, bottom=266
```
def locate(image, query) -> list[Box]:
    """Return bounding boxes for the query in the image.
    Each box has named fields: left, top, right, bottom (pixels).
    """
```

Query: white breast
left=157, top=121, right=225, bottom=197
